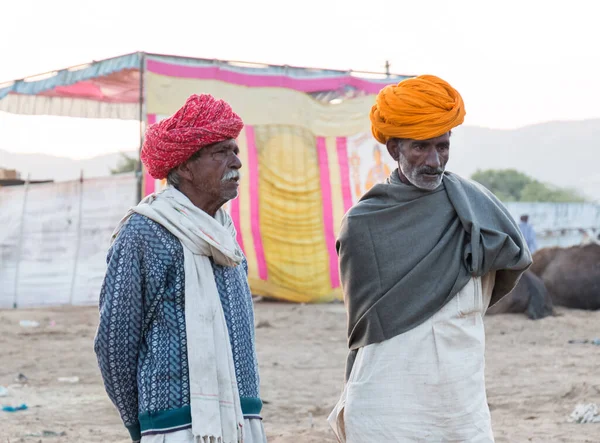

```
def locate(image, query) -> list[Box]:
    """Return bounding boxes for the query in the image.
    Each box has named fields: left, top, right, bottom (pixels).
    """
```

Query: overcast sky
left=1, top=0, right=599, bottom=158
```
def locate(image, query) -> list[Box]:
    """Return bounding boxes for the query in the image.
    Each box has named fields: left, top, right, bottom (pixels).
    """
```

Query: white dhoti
left=141, top=419, right=267, bottom=443
left=329, top=273, right=497, bottom=443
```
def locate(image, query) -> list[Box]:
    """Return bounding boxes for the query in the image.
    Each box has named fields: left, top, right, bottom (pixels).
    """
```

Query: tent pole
left=136, top=52, right=146, bottom=203
left=69, top=170, right=84, bottom=305
left=13, top=174, right=31, bottom=309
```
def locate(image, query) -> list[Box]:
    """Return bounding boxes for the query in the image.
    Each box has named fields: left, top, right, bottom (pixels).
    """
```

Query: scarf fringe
left=197, top=427, right=244, bottom=443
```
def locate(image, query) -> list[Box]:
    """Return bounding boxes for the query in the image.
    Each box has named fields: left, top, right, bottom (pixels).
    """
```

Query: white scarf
left=112, top=186, right=245, bottom=443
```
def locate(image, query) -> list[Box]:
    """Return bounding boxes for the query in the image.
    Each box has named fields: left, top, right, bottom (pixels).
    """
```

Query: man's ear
left=386, top=138, right=400, bottom=161
left=176, top=162, right=193, bottom=182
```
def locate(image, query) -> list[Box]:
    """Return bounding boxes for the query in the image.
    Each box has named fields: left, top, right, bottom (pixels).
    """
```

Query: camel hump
left=486, top=271, right=553, bottom=320
left=537, top=243, right=600, bottom=310
left=521, top=271, right=554, bottom=320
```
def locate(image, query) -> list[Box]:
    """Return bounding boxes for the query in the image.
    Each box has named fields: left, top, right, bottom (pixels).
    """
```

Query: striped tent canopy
left=0, top=52, right=411, bottom=303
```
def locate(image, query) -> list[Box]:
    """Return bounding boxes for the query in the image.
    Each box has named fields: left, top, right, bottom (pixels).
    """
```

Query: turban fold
left=141, top=94, right=244, bottom=179
left=370, top=75, right=465, bottom=144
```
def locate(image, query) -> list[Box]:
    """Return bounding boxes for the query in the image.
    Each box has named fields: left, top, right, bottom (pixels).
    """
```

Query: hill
left=0, top=149, right=138, bottom=181
left=450, top=119, right=600, bottom=201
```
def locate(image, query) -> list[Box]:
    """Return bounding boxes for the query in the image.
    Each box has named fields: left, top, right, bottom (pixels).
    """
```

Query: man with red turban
left=95, top=94, right=267, bottom=443
left=329, top=76, right=532, bottom=442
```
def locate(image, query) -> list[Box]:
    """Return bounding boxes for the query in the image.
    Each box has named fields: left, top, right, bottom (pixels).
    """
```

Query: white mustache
left=221, top=170, right=240, bottom=182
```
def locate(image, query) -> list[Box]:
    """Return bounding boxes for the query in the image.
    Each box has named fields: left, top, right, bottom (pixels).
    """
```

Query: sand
left=1, top=303, right=599, bottom=443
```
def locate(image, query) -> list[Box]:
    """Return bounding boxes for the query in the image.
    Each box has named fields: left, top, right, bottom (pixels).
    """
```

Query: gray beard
left=398, top=156, right=444, bottom=191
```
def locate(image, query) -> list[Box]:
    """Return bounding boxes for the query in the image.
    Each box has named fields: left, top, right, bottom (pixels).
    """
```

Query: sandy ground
left=1, top=303, right=599, bottom=443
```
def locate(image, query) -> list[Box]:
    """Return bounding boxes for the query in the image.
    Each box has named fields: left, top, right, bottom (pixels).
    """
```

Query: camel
left=530, top=243, right=600, bottom=310
left=486, top=271, right=554, bottom=319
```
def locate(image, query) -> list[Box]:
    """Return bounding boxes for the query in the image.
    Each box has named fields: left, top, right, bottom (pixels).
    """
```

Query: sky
left=1, top=0, right=600, bottom=159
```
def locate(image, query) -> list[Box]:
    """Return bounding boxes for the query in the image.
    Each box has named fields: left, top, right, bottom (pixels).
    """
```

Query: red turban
left=141, top=94, right=244, bottom=179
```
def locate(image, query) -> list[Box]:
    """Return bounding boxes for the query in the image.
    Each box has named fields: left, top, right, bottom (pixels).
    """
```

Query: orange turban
left=370, top=75, right=465, bottom=143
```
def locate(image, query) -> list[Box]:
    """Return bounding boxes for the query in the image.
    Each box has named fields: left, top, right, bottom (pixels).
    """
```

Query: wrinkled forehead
left=204, top=138, right=239, bottom=152
left=413, top=132, right=451, bottom=144
left=391, top=131, right=451, bottom=146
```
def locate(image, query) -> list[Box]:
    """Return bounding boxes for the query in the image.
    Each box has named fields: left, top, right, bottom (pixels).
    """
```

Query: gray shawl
left=338, top=170, right=532, bottom=379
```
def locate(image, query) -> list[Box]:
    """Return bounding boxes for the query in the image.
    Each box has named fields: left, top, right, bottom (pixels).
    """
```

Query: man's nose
left=230, top=153, right=242, bottom=170
left=425, top=149, right=440, bottom=169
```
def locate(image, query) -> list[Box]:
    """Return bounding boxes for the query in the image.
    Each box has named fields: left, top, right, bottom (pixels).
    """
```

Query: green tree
left=471, top=169, right=586, bottom=203
left=520, top=181, right=585, bottom=203
left=110, top=152, right=138, bottom=175
left=470, top=169, right=531, bottom=202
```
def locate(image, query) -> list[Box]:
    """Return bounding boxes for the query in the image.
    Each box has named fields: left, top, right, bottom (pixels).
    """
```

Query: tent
left=0, top=52, right=409, bottom=303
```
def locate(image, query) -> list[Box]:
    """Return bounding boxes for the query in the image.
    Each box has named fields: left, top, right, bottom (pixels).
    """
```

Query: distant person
left=328, top=75, right=532, bottom=442
left=94, top=94, right=266, bottom=443
left=519, top=214, right=538, bottom=253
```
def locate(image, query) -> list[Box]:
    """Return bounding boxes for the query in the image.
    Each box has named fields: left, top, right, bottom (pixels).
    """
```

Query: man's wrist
left=126, top=422, right=141, bottom=442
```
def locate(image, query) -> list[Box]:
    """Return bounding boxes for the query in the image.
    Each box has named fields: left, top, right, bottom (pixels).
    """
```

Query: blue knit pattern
left=94, top=213, right=260, bottom=430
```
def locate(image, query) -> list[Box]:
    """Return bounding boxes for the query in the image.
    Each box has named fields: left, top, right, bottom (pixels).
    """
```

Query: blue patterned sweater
left=94, top=214, right=262, bottom=441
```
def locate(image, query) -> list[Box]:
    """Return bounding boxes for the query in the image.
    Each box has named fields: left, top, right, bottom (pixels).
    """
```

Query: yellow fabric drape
left=250, top=126, right=337, bottom=303
left=146, top=73, right=376, bottom=137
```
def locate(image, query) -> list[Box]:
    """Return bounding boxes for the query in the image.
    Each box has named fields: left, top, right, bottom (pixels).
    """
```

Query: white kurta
left=329, top=273, right=497, bottom=443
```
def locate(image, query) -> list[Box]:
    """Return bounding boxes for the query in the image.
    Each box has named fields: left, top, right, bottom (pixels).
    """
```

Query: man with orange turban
left=95, top=94, right=267, bottom=443
left=329, top=76, right=532, bottom=442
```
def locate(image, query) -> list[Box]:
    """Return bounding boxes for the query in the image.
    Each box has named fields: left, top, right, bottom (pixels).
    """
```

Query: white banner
left=0, top=174, right=136, bottom=308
